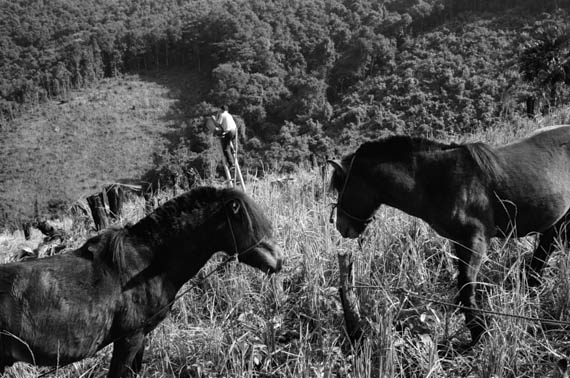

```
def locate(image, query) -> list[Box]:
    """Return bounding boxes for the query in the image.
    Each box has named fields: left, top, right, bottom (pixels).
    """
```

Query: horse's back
left=528, top=124, right=570, bottom=138
left=504, top=125, right=570, bottom=151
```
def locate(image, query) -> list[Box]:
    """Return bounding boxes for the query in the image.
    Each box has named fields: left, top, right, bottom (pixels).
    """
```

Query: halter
left=330, top=154, right=375, bottom=228
left=224, top=198, right=265, bottom=260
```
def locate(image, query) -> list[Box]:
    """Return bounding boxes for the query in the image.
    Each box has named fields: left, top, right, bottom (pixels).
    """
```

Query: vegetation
left=2, top=2, right=570, bottom=374
left=2, top=1, right=570, bottom=226
left=3, top=115, right=570, bottom=377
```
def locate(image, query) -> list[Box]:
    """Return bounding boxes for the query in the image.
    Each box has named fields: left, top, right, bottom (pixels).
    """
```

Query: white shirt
left=217, top=111, right=237, bottom=132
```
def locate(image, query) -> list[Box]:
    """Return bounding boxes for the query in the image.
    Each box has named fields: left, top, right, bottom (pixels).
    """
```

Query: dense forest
left=1, top=0, right=570, bottom=225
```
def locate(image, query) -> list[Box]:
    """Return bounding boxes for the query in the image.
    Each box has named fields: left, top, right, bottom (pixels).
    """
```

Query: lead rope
left=352, top=284, right=570, bottom=328
left=331, top=154, right=375, bottom=227
left=329, top=154, right=374, bottom=250
left=38, top=203, right=264, bottom=378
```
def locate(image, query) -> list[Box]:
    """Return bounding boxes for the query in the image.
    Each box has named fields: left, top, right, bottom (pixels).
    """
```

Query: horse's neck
left=128, top=224, right=215, bottom=291
left=368, top=159, right=421, bottom=216
left=163, top=246, right=214, bottom=289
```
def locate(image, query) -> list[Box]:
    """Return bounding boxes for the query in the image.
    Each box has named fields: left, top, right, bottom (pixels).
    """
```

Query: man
left=214, top=105, right=238, bottom=167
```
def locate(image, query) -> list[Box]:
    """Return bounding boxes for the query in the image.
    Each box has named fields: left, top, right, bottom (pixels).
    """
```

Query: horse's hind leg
left=107, top=332, right=145, bottom=378
left=131, top=337, right=146, bottom=373
left=528, top=215, right=570, bottom=287
left=454, top=235, right=488, bottom=344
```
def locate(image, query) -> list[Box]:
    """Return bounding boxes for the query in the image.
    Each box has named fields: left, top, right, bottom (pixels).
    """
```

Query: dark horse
left=0, top=187, right=282, bottom=377
left=328, top=125, right=570, bottom=344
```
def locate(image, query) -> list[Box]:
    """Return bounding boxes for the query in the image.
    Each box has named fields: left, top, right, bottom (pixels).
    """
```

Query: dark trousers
left=221, top=129, right=236, bottom=167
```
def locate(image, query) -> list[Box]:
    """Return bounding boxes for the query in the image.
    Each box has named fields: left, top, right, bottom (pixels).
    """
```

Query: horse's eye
left=230, top=200, right=241, bottom=214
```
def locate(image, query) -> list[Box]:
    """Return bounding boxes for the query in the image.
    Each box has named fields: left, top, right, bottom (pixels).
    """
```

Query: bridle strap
left=224, top=199, right=265, bottom=259
left=332, top=154, right=375, bottom=226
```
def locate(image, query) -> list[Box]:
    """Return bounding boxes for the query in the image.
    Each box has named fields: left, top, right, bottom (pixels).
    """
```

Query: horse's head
left=131, top=187, right=282, bottom=276
left=328, top=155, right=378, bottom=239
left=217, top=191, right=283, bottom=274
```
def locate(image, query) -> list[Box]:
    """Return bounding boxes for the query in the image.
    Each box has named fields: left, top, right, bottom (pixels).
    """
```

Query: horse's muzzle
left=239, top=240, right=283, bottom=274
left=336, top=217, right=365, bottom=239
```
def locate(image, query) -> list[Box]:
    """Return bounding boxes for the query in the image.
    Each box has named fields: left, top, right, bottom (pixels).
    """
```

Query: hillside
left=1, top=1, right=569, bottom=227
left=0, top=70, right=210, bottom=227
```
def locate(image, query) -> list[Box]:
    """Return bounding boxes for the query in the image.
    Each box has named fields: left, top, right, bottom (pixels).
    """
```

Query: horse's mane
left=355, top=135, right=503, bottom=183
left=356, top=136, right=458, bottom=159
left=91, top=187, right=272, bottom=275
left=134, top=187, right=270, bottom=237
left=81, top=227, right=127, bottom=269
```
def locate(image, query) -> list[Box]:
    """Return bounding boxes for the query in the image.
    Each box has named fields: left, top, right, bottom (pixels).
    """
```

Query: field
left=2, top=70, right=570, bottom=377
left=3, top=111, right=570, bottom=377
left=0, top=70, right=209, bottom=226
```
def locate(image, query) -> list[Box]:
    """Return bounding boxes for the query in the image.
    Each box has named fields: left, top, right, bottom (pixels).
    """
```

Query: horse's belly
left=0, top=265, right=120, bottom=366
left=493, top=193, right=570, bottom=236
left=0, top=304, right=116, bottom=365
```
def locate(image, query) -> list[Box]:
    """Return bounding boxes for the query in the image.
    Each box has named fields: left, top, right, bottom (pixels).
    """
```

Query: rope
left=352, top=284, right=570, bottom=328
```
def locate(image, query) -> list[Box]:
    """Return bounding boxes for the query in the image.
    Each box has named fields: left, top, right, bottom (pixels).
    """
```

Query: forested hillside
left=1, top=0, right=569, bottom=226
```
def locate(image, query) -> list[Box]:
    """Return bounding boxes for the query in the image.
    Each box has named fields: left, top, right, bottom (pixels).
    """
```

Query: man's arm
left=211, top=115, right=223, bottom=135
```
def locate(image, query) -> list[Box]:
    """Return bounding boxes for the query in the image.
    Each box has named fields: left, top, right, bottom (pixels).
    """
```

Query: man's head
left=221, top=105, right=228, bottom=112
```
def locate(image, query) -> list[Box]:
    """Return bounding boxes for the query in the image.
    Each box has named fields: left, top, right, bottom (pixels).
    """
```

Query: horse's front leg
left=454, top=234, right=488, bottom=344
left=131, top=336, right=146, bottom=373
left=107, top=332, right=145, bottom=378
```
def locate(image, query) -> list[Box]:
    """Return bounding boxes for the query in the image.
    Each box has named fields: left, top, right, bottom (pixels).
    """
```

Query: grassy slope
left=2, top=113, right=570, bottom=377
left=0, top=70, right=209, bottom=226
left=3, top=70, right=570, bottom=377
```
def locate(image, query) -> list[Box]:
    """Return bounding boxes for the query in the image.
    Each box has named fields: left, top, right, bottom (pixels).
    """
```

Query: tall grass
left=4, top=124, right=570, bottom=377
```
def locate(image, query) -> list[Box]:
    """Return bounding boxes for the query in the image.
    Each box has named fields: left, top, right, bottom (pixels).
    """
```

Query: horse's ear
left=327, top=159, right=345, bottom=175
left=229, top=199, right=241, bottom=215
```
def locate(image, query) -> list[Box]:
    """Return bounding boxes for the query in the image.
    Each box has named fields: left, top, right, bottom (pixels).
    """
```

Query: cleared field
left=0, top=70, right=208, bottom=226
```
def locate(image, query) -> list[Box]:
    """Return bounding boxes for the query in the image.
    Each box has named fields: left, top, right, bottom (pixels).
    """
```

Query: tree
left=520, top=22, right=570, bottom=112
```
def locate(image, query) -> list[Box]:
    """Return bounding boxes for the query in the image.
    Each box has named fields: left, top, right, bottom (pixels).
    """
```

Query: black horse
left=329, top=125, right=570, bottom=344
left=0, top=187, right=283, bottom=377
